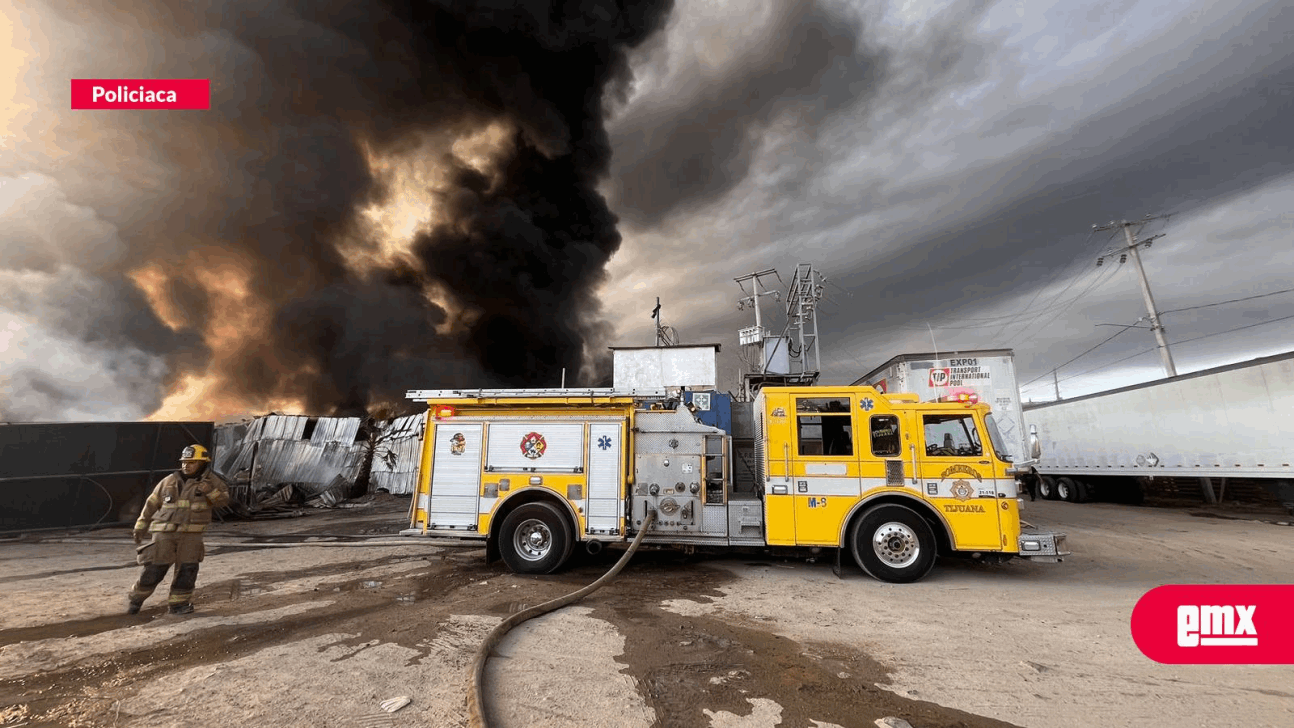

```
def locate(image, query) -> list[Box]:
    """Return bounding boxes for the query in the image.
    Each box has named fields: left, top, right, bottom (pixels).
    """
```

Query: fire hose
left=466, top=507, right=658, bottom=728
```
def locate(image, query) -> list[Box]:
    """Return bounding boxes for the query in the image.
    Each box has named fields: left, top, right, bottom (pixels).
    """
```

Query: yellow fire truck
left=402, top=386, right=1068, bottom=583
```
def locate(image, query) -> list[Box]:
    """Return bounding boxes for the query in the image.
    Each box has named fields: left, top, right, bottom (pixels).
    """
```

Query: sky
left=2, top=0, right=1292, bottom=422
left=599, top=0, right=1294, bottom=401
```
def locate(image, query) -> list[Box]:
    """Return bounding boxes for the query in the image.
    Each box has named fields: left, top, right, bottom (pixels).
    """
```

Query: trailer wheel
left=1073, top=480, right=1092, bottom=503
left=1057, top=477, right=1079, bottom=503
left=499, top=502, right=572, bottom=574
left=1038, top=476, right=1058, bottom=500
left=850, top=504, right=937, bottom=584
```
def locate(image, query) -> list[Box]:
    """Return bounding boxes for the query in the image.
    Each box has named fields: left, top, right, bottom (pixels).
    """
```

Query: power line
left=1022, top=346, right=1159, bottom=392
left=892, top=270, right=1119, bottom=330
left=1004, top=262, right=1123, bottom=347
left=1020, top=321, right=1140, bottom=389
left=1022, top=311, right=1294, bottom=393
left=916, top=282, right=1294, bottom=334
left=890, top=262, right=1115, bottom=334
left=1169, top=312, right=1294, bottom=346
left=988, top=229, right=1105, bottom=343
left=1161, top=287, right=1294, bottom=315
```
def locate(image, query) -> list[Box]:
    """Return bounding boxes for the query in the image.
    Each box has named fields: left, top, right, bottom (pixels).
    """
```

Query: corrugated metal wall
left=214, top=412, right=425, bottom=498
left=369, top=413, right=425, bottom=495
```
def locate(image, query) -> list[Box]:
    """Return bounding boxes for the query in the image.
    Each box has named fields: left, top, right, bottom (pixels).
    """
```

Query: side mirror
left=1029, top=424, right=1042, bottom=460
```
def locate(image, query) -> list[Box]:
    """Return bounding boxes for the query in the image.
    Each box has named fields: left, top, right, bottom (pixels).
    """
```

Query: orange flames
left=131, top=123, right=515, bottom=421
left=131, top=251, right=306, bottom=422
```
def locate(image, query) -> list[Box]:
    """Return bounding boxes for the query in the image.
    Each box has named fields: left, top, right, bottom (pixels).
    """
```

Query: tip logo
left=1131, top=585, right=1292, bottom=664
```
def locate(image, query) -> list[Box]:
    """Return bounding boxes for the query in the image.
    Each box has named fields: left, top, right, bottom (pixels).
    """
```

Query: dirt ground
left=1, top=495, right=1291, bottom=728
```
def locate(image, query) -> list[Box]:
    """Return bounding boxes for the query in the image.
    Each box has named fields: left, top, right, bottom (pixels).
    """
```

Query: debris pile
left=213, top=413, right=424, bottom=519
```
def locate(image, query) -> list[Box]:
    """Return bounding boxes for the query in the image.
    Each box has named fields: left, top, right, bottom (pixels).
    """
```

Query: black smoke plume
left=2, top=0, right=674, bottom=420
left=265, top=0, right=675, bottom=414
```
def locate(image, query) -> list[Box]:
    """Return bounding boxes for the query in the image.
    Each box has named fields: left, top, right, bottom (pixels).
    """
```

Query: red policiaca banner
left=71, top=79, right=210, bottom=110
left=1131, top=584, right=1294, bottom=664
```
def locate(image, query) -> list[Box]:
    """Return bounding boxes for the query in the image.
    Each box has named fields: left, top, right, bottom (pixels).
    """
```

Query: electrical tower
left=734, top=263, right=826, bottom=398
left=1094, top=215, right=1176, bottom=377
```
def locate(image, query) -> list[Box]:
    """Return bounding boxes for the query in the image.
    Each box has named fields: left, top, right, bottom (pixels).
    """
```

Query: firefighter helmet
left=180, top=444, right=211, bottom=462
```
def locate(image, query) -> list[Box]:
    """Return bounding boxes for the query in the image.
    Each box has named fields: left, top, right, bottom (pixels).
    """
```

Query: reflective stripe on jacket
left=134, top=469, right=231, bottom=535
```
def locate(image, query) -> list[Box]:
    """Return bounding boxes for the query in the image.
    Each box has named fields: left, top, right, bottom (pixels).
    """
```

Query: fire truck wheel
left=850, top=504, right=937, bottom=584
left=499, top=502, right=572, bottom=574
left=1036, top=476, right=1055, bottom=500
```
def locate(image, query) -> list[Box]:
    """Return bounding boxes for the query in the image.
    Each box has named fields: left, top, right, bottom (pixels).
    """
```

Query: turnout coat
left=134, top=469, right=230, bottom=565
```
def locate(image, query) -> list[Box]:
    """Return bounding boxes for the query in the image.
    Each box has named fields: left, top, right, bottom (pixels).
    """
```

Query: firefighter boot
left=127, top=599, right=143, bottom=615
left=168, top=603, right=194, bottom=615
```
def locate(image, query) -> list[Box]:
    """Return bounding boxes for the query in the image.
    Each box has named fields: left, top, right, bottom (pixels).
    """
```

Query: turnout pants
left=128, top=563, right=200, bottom=608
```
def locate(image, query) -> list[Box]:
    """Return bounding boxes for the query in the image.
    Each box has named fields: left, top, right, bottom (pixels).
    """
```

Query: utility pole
left=1094, top=216, right=1176, bottom=378
left=651, top=297, right=679, bottom=347
left=735, top=270, right=781, bottom=342
left=1052, top=369, right=1060, bottom=401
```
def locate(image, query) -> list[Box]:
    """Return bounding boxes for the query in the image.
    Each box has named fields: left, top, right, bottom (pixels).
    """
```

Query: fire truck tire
left=1038, top=476, right=1058, bottom=500
left=498, top=502, right=572, bottom=575
left=850, top=504, right=937, bottom=584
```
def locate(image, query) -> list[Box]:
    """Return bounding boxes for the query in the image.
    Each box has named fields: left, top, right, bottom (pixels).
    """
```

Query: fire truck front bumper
left=1017, top=531, right=1069, bottom=562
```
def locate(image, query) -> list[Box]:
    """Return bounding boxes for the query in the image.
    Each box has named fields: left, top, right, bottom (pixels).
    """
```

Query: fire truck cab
left=403, top=386, right=1067, bottom=583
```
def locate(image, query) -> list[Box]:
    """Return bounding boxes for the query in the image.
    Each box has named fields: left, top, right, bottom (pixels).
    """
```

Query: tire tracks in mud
left=1, top=546, right=1021, bottom=728
left=0, top=552, right=500, bottom=726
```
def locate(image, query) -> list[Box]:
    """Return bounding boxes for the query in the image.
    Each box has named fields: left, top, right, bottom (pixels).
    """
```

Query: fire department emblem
left=950, top=480, right=974, bottom=502
left=520, top=432, right=547, bottom=460
left=449, top=433, right=466, bottom=456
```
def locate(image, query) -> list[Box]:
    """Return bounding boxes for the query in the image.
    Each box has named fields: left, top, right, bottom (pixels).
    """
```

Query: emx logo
left=1177, top=604, right=1256, bottom=647
left=1132, top=585, right=1293, bottom=664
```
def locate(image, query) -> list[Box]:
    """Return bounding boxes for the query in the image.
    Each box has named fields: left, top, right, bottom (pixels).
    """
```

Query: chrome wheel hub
left=872, top=521, right=919, bottom=568
left=514, top=519, right=553, bottom=561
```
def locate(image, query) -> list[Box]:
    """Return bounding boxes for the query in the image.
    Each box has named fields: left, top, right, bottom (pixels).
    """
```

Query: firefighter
left=127, top=444, right=230, bottom=615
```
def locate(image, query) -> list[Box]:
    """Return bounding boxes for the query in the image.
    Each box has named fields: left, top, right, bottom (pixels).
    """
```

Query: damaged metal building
left=213, top=413, right=425, bottom=513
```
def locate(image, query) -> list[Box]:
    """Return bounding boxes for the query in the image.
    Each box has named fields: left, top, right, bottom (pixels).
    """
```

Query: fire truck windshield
left=984, top=413, right=1012, bottom=462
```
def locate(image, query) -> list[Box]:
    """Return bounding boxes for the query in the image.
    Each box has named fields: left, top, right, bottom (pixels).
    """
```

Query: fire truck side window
left=796, top=398, right=853, bottom=457
left=922, top=414, right=983, bottom=457
left=870, top=415, right=900, bottom=457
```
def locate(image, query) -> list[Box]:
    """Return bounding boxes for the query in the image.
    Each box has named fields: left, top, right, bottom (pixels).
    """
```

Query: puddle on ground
left=588, top=560, right=1022, bottom=728
left=227, top=580, right=266, bottom=599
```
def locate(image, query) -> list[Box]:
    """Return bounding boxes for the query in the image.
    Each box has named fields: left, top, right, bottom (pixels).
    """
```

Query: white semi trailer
left=1022, top=351, right=1294, bottom=509
left=854, top=349, right=1033, bottom=465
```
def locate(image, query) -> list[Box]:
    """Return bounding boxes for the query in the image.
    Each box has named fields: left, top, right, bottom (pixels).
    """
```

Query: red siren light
left=434, top=405, right=457, bottom=419
left=942, top=391, right=980, bottom=407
